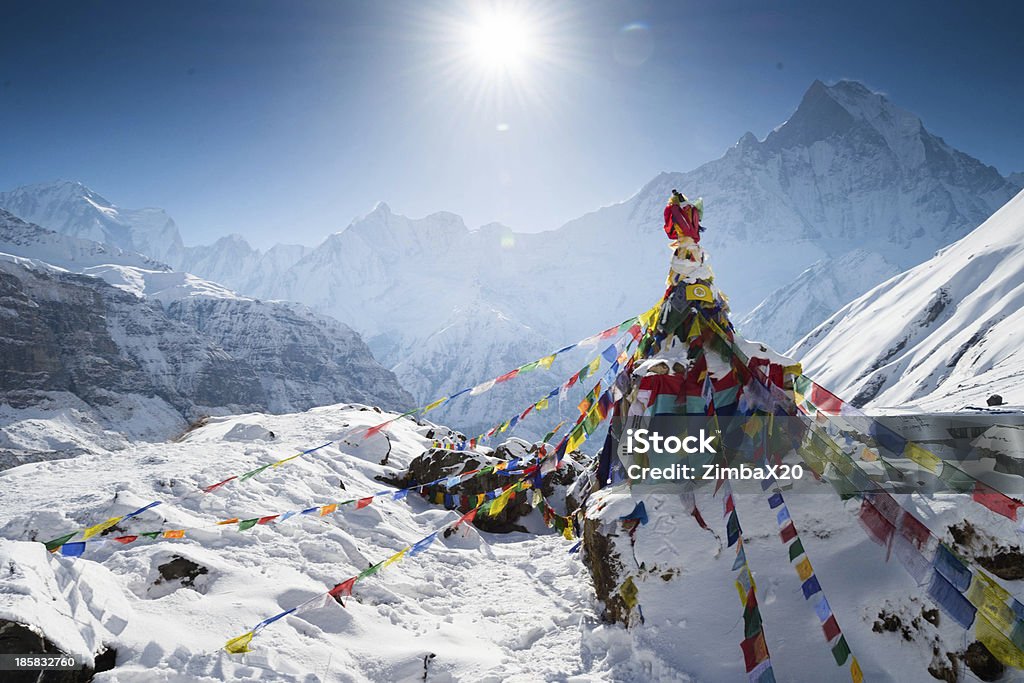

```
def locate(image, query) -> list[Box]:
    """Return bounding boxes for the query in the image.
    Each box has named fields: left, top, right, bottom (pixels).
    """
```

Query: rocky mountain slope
left=0, top=216, right=412, bottom=459
left=792, top=189, right=1024, bottom=410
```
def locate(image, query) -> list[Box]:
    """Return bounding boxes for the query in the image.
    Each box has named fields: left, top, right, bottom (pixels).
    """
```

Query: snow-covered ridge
left=793, top=188, right=1024, bottom=410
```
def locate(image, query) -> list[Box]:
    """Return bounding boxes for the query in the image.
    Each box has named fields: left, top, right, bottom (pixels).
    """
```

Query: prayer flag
left=934, top=545, right=971, bottom=592
left=822, top=614, right=841, bottom=642
left=767, top=493, right=784, bottom=509
left=44, top=532, right=77, bottom=553
left=795, top=557, right=814, bottom=581
left=830, top=635, right=851, bottom=665
left=83, top=516, right=122, bottom=540
left=410, top=533, right=437, bottom=556
left=320, top=504, right=337, bottom=516
left=538, top=354, right=556, bottom=370
left=740, top=631, right=769, bottom=672
left=814, top=596, right=832, bottom=622
left=686, top=283, right=714, bottom=303
left=927, top=572, right=976, bottom=628
left=224, top=631, right=254, bottom=654
left=383, top=547, right=408, bottom=568
left=903, top=442, right=942, bottom=474
left=801, top=575, right=822, bottom=599
left=61, top=542, right=86, bottom=557
left=257, top=516, right=277, bottom=525
left=422, top=397, right=448, bottom=413
left=779, top=522, right=797, bottom=544
left=163, top=529, right=185, bottom=539
left=973, top=482, right=1023, bottom=521
left=788, top=538, right=805, bottom=563
left=238, top=518, right=259, bottom=531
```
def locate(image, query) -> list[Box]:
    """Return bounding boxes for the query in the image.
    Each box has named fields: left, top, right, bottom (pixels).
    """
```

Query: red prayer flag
left=113, top=535, right=137, bottom=544
left=329, top=577, right=357, bottom=597
left=724, top=495, right=735, bottom=515
left=973, top=482, right=1023, bottom=521
left=356, top=497, right=373, bottom=510
left=809, top=381, right=843, bottom=415
left=258, top=515, right=279, bottom=525
left=897, top=511, right=930, bottom=550
left=822, top=614, right=841, bottom=642
left=565, top=372, right=580, bottom=389
left=202, top=475, right=237, bottom=493
left=454, top=508, right=478, bottom=528
left=779, top=522, right=798, bottom=544
left=740, top=631, right=768, bottom=672
left=364, top=421, right=392, bottom=438
left=495, top=369, right=519, bottom=383
left=858, top=499, right=895, bottom=550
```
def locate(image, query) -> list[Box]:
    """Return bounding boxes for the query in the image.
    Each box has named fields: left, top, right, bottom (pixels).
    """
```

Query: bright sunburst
left=462, top=8, right=536, bottom=74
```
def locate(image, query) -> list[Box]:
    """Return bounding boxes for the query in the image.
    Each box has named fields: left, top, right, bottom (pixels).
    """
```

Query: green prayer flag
left=141, top=531, right=161, bottom=539
left=744, top=604, right=762, bottom=639
left=238, top=518, right=258, bottom=531
left=831, top=635, right=851, bottom=665
left=359, top=562, right=383, bottom=579
left=239, top=464, right=270, bottom=481
left=44, top=532, right=77, bottom=552
left=788, top=538, right=805, bottom=563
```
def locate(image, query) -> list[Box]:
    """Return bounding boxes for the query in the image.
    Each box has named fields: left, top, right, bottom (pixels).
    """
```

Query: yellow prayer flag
left=735, top=580, right=747, bottom=606
left=566, top=429, right=585, bottom=454
left=488, top=489, right=514, bottom=517
left=967, top=573, right=1014, bottom=632
left=850, top=657, right=864, bottom=683
left=977, top=615, right=1024, bottom=668
left=383, top=547, right=408, bottom=568
left=163, top=529, right=185, bottom=539
left=273, top=454, right=301, bottom=468
left=422, top=397, right=448, bottom=413
left=224, top=631, right=254, bottom=654
left=903, top=442, right=941, bottom=474
left=83, top=516, right=122, bottom=540
left=587, top=356, right=601, bottom=376
left=783, top=363, right=803, bottom=376
left=562, top=525, right=574, bottom=541
left=685, top=283, right=713, bottom=303
left=638, top=303, right=660, bottom=331
left=687, top=318, right=701, bottom=340
left=320, top=504, right=338, bottom=517
left=795, top=557, right=814, bottom=581
left=536, top=398, right=549, bottom=411
left=538, top=354, right=556, bottom=370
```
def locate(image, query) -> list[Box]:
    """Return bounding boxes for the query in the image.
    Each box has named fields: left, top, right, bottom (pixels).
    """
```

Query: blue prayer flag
left=776, top=507, right=791, bottom=526
left=767, top=493, right=783, bottom=509
left=933, top=545, right=971, bottom=592
left=410, top=533, right=437, bottom=556
left=801, top=575, right=822, bottom=599
left=61, top=542, right=86, bottom=557
left=814, top=596, right=832, bottom=622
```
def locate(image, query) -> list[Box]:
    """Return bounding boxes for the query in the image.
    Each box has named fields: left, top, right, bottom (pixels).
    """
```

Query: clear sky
left=2, top=0, right=1021, bottom=248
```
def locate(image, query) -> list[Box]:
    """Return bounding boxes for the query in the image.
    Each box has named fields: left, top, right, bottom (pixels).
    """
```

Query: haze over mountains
left=2, top=80, right=1019, bottom=434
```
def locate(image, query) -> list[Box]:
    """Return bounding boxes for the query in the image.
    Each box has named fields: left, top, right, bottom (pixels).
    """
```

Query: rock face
left=0, top=219, right=413, bottom=450
left=384, top=438, right=581, bottom=533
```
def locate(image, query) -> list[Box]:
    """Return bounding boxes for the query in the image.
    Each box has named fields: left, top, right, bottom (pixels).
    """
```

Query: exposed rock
left=155, top=555, right=209, bottom=592
left=963, top=641, right=1003, bottom=681
left=0, top=620, right=116, bottom=683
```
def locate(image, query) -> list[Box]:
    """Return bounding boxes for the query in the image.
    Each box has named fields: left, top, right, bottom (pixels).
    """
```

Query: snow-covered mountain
left=0, top=217, right=412, bottom=459
left=0, top=181, right=186, bottom=267
left=4, top=81, right=1018, bottom=435
left=792, top=189, right=1024, bottom=410
left=737, top=250, right=901, bottom=351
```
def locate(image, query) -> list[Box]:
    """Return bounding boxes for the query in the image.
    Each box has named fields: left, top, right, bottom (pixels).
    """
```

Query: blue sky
left=2, top=0, right=1021, bottom=247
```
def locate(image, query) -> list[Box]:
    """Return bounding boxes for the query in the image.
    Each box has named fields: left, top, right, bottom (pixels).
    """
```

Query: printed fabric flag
left=903, top=442, right=942, bottom=474
left=740, top=631, right=769, bottom=672
left=973, top=482, right=1023, bottom=521
left=927, top=571, right=977, bottom=628
left=933, top=544, right=972, bottom=592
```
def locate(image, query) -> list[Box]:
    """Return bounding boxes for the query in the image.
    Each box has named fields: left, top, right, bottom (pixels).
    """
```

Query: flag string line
left=41, top=312, right=655, bottom=552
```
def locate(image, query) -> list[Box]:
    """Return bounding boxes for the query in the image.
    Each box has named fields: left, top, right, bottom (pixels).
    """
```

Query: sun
left=464, top=9, right=536, bottom=73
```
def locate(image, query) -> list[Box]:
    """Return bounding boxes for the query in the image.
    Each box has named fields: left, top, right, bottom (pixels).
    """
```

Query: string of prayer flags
left=767, top=488, right=862, bottom=681
left=720, top=482, right=776, bottom=682
left=225, top=474, right=538, bottom=654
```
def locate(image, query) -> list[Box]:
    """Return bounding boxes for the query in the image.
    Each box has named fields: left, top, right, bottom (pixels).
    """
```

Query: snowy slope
left=0, top=208, right=169, bottom=271
left=737, top=249, right=901, bottom=350
left=4, top=402, right=1021, bottom=681
left=792, top=189, right=1024, bottom=410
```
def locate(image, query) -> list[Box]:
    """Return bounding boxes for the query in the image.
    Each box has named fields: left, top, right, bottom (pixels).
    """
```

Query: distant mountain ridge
left=2, top=80, right=1019, bottom=434
left=0, top=211, right=412, bottom=455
